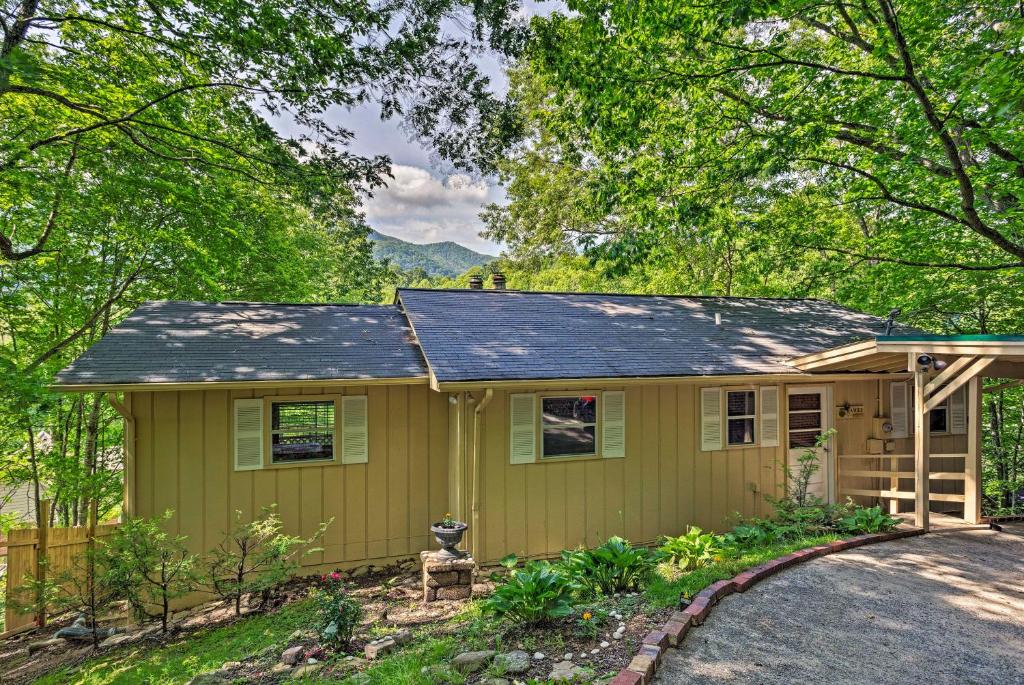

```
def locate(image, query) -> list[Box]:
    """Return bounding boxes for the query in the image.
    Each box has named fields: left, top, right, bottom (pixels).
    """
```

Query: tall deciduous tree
left=524, top=0, right=1024, bottom=270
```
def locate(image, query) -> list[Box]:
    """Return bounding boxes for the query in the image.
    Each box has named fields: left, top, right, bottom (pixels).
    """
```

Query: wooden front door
left=787, top=385, right=834, bottom=503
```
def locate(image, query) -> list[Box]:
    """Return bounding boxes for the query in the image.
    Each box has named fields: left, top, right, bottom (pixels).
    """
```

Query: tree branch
left=0, top=137, right=79, bottom=260
left=795, top=243, right=1024, bottom=271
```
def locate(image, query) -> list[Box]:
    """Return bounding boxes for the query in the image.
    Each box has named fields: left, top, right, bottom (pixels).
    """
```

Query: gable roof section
left=54, top=300, right=428, bottom=388
left=397, top=289, right=912, bottom=384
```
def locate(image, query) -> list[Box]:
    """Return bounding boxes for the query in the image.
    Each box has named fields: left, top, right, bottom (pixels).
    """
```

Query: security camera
left=917, top=354, right=933, bottom=371
left=933, top=359, right=948, bottom=371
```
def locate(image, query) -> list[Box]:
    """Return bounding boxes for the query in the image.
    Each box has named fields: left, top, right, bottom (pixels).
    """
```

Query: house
left=53, top=278, right=1024, bottom=575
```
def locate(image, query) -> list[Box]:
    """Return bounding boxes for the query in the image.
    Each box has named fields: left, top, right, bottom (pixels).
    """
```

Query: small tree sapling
left=206, top=505, right=331, bottom=616
left=102, top=511, right=198, bottom=632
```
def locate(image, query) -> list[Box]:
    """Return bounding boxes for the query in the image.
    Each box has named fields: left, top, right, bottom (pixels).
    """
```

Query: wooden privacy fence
left=2, top=500, right=118, bottom=637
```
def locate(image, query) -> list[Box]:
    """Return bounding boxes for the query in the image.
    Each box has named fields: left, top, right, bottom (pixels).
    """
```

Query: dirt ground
left=657, top=526, right=1024, bottom=685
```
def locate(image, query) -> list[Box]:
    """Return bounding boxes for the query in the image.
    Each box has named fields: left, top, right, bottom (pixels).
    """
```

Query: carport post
left=913, top=357, right=930, bottom=532
left=964, top=376, right=982, bottom=524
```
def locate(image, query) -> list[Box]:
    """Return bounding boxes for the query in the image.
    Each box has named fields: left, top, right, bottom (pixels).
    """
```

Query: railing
left=838, top=453, right=967, bottom=506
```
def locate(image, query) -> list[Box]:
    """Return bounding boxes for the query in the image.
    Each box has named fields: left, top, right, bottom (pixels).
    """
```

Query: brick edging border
left=608, top=528, right=926, bottom=685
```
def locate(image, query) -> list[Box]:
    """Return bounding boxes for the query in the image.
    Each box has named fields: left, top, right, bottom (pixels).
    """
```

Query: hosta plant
left=657, top=527, right=723, bottom=571
left=481, top=559, right=578, bottom=625
left=839, top=506, right=900, bottom=534
left=559, top=536, right=653, bottom=596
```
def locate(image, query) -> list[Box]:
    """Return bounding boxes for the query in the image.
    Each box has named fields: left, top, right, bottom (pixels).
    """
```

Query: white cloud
left=361, top=164, right=503, bottom=254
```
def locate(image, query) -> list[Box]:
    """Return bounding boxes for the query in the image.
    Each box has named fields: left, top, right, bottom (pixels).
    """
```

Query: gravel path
left=656, top=527, right=1024, bottom=685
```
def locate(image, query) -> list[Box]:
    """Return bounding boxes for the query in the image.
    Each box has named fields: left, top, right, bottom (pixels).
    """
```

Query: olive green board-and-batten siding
left=125, top=385, right=450, bottom=569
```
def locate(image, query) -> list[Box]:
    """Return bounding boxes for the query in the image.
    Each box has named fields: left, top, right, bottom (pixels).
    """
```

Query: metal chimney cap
left=468, top=275, right=484, bottom=290
left=491, top=273, right=507, bottom=290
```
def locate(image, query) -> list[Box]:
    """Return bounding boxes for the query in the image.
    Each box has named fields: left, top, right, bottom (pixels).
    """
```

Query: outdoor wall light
left=916, top=354, right=948, bottom=372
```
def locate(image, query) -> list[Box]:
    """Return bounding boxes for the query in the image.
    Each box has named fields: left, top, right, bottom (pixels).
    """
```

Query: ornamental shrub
left=559, top=536, right=653, bottom=596
left=309, top=570, right=362, bottom=650
left=838, top=505, right=900, bottom=534
left=656, top=527, right=723, bottom=571
left=481, top=559, right=578, bottom=625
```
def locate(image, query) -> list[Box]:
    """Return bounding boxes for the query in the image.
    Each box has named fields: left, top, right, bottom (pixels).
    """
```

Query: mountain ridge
left=369, top=230, right=494, bottom=277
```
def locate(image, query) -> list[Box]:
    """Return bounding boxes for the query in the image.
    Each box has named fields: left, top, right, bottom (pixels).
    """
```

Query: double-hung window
left=541, top=395, right=598, bottom=458
left=726, top=390, right=756, bottom=446
left=270, top=400, right=335, bottom=464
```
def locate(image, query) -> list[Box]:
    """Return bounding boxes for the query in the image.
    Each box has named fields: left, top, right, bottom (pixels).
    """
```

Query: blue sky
left=346, top=100, right=506, bottom=254
left=339, top=2, right=557, bottom=255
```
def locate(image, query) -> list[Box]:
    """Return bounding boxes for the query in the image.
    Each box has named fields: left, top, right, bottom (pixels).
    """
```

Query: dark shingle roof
left=398, top=289, right=909, bottom=383
left=55, top=301, right=428, bottom=386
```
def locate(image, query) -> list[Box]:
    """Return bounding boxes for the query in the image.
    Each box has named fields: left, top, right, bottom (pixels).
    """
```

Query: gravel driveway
left=656, top=527, right=1024, bottom=685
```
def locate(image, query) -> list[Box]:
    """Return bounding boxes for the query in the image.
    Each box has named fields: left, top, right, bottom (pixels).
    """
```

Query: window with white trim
left=270, top=400, right=335, bottom=464
left=541, top=395, right=597, bottom=458
left=726, top=390, right=756, bottom=446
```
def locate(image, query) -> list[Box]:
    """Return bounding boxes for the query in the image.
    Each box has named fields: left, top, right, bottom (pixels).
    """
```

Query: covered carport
left=791, top=335, right=1024, bottom=531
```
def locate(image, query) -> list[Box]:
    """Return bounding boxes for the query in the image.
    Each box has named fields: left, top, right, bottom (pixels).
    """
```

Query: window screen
left=270, top=400, right=335, bottom=463
left=542, top=396, right=597, bottom=457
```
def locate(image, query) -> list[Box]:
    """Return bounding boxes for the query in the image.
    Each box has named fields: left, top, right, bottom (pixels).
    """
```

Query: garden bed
left=5, top=498, right=906, bottom=685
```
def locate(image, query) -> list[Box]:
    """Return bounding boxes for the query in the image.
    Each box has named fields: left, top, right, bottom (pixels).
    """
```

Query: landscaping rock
left=270, top=663, right=292, bottom=674
left=99, top=633, right=136, bottom=649
left=27, top=638, right=66, bottom=656
left=392, top=628, right=414, bottom=645
left=281, top=645, right=304, bottom=666
left=479, top=678, right=510, bottom=685
left=364, top=636, right=396, bottom=659
left=549, top=660, right=592, bottom=682
left=291, top=663, right=324, bottom=679
left=534, top=652, right=546, bottom=661
left=221, top=661, right=241, bottom=670
left=451, top=649, right=496, bottom=673
left=186, top=670, right=231, bottom=685
left=495, top=650, right=531, bottom=674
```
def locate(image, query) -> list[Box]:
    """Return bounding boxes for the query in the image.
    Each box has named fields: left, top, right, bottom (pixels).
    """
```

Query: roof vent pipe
left=468, top=275, right=484, bottom=290
left=715, top=312, right=722, bottom=326
left=491, top=273, right=506, bottom=290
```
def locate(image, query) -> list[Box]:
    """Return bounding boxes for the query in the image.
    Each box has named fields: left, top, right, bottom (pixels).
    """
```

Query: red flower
left=330, top=571, right=341, bottom=581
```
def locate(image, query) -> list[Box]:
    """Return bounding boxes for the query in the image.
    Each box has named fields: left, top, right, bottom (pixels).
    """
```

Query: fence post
left=35, top=499, right=51, bottom=628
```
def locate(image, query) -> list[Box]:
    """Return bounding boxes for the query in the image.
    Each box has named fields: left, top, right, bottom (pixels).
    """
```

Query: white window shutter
left=890, top=381, right=909, bottom=438
left=509, top=393, right=537, bottom=464
left=701, top=387, right=723, bottom=451
left=341, top=395, right=368, bottom=464
left=602, top=391, right=626, bottom=459
left=233, top=398, right=264, bottom=471
left=760, top=386, right=779, bottom=447
left=950, top=385, right=968, bottom=435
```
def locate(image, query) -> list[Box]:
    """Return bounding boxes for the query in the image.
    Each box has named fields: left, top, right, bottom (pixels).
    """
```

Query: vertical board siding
left=475, top=383, right=783, bottom=563
left=130, top=385, right=449, bottom=571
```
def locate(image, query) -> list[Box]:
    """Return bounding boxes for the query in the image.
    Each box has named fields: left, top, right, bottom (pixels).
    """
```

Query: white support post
left=964, top=376, right=982, bottom=524
left=914, top=362, right=931, bottom=531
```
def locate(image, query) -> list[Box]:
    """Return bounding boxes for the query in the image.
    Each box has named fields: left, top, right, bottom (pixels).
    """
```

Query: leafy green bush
left=722, top=522, right=775, bottom=549
left=838, top=505, right=900, bottom=534
left=309, top=570, right=362, bottom=650
left=102, top=511, right=198, bottom=632
left=656, top=527, right=723, bottom=571
left=481, top=559, right=578, bottom=625
left=205, top=506, right=331, bottom=616
left=559, top=536, right=653, bottom=595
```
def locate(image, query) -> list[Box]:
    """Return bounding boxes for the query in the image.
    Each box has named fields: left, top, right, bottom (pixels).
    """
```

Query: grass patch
left=34, top=600, right=319, bottom=685
left=644, top=534, right=838, bottom=609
